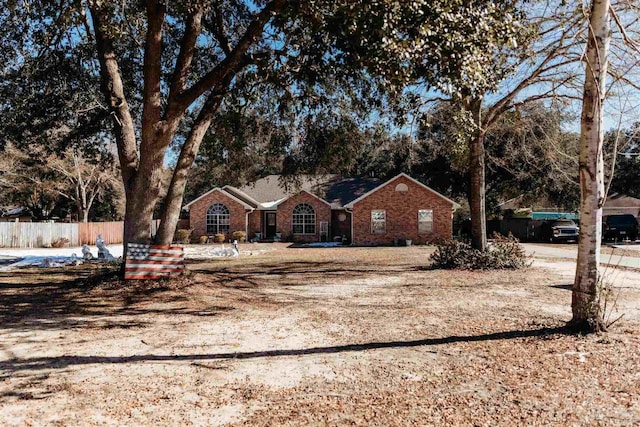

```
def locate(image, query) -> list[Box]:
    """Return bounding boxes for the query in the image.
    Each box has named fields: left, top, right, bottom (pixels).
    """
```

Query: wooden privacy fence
left=0, top=221, right=123, bottom=248
left=78, top=222, right=123, bottom=245
left=0, top=220, right=190, bottom=248
left=0, top=222, right=79, bottom=248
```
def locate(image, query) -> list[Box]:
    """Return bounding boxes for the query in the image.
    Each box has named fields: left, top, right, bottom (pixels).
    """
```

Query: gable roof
left=184, top=173, right=458, bottom=211
left=343, top=173, right=461, bottom=209
left=321, top=176, right=382, bottom=209
left=271, top=189, right=333, bottom=209
left=233, top=174, right=338, bottom=204
left=206, top=175, right=380, bottom=209
left=183, top=187, right=255, bottom=209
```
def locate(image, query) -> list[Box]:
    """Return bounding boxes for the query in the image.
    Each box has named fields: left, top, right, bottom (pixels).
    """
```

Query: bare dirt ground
left=1, top=244, right=639, bottom=426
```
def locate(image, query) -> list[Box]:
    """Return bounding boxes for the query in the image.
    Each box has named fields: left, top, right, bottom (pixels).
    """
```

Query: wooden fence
left=78, top=222, right=124, bottom=245
left=0, top=222, right=79, bottom=248
left=0, top=219, right=191, bottom=248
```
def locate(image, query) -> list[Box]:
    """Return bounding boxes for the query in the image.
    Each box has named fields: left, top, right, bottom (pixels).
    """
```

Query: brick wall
left=351, top=176, right=453, bottom=245
left=277, top=191, right=331, bottom=242
left=248, top=210, right=261, bottom=239
left=189, top=190, right=248, bottom=240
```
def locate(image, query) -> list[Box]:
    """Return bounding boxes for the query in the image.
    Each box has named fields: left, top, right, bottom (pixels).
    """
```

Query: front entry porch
left=263, top=211, right=277, bottom=241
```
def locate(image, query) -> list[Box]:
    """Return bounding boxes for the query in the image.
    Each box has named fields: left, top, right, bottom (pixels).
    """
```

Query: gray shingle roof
left=232, top=174, right=381, bottom=208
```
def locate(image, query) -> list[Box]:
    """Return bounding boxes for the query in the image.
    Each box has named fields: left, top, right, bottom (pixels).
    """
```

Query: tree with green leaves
left=2, top=0, right=532, bottom=263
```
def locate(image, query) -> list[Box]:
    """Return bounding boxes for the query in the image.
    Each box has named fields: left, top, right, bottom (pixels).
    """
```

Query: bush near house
left=175, top=229, right=192, bottom=244
left=430, top=233, right=528, bottom=270
left=232, top=231, right=246, bottom=242
left=198, top=235, right=209, bottom=244
left=213, top=233, right=226, bottom=243
left=51, top=237, right=70, bottom=248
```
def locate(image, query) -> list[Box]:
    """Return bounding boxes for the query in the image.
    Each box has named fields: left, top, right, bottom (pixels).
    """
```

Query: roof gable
left=271, top=189, right=332, bottom=209
left=344, top=173, right=460, bottom=209
left=183, top=188, right=255, bottom=210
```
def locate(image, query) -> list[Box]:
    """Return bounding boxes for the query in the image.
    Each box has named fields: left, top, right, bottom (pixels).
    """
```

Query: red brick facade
left=248, top=210, right=261, bottom=237
left=351, top=175, right=454, bottom=245
left=277, top=191, right=332, bottom=243
left=188, top=190, right=250, bottom=241
left=187, top=175, right=456, bottom=245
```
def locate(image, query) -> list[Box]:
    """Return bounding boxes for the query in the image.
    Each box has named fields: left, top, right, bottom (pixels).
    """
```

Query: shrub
left=198, top=235, right=209, bottom=244
left=430, top=233, right=528, bottom=270
left=175, top=229, right=192, bottom=244
left=213, top=233, right=226, bottom=243
left=232, top=230, right=246, bottom=242
left=51, top=237, right=70, bottom=248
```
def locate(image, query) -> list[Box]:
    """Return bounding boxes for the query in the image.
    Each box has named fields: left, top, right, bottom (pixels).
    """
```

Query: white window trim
left=292, top=203, right=316, bottom=235
left=206, top=203, right=231, bottom=235
left=418, top=209, right=434, bottom=233
left=371, top=209, right=386, bottom=234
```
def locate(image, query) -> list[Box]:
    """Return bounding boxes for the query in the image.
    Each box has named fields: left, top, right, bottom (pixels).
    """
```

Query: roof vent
left=395, top=183, right=408, bottom=192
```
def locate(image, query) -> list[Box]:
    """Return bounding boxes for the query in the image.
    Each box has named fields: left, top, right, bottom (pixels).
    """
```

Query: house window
left=206, top=203, right=230, bottom=235
left=395, top=183, right=408, bottom=192
left=418, top=209, right=433, bottom=232
left=292, top=203, right=315, bottom=234
left=371, top=210, right=386, bottom=234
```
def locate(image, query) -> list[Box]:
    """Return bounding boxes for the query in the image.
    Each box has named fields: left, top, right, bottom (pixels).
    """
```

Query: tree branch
left=179, top=0, right=288, bottom=107
left=141, top=0, right=166, bottom=150
left=167, top=8, right=204, bottom=115
left=213, top=4, right=232, bottom=55
left=88, top=4, right=139, bottom=185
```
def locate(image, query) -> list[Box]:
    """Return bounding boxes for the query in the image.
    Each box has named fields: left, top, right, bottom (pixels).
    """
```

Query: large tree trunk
left=89, top=1, right=288, bottom=272
left=467, top=97, right=487, bottom=251
left=571, top=0, right=610, bottom=332
left=80, top=207, right=89, bottom=223
left=155, top=94, right=225, bottom=245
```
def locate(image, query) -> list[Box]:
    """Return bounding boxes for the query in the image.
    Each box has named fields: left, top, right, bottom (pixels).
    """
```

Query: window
left=292, top=203, right=315, bottom=234
left=418, top=209, right=433, bottom=232
left=206, top=203, right=230, bottom=234
left=395, top=183, right=408, bottom=192
left=371, top=210, right=386, bottom=234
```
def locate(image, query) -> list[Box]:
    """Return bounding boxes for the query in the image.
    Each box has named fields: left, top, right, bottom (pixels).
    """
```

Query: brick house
left=184, top=173, right=459, bottom=245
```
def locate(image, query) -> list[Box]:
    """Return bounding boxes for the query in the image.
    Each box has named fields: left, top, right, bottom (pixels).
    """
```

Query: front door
left=265, top=212, right=277, bottom=239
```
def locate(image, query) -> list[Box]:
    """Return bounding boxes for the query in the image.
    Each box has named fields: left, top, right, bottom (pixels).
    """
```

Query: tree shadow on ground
left=0, top=325, right=572, bottom=378
left=0, top=266, right=232, bottom=332
left=550, top=284, right=572, bottom=290
left=190, top=260, right=424, bottom=289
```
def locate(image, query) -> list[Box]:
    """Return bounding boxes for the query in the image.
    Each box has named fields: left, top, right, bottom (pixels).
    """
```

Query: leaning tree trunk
left=572, top=0, right=610, bottom=332
left=467, top=97, right=487, bottom=251
left=155, top=92, right=227, bottom=245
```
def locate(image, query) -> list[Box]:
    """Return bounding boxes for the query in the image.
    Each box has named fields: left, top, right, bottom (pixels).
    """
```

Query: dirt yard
left=1, top=244, right=639, bottom=426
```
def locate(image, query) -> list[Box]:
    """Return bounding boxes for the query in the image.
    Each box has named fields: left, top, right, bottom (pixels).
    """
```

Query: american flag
left=124, top=243, right=184, bottom=280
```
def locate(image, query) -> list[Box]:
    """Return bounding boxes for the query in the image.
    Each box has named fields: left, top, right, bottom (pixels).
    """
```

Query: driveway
left=522, top=243, right=640, bottom=270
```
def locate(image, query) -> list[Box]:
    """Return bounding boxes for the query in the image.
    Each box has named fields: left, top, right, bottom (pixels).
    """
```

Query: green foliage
left=607, top=123, right=640, bottom=198
left=430, top=233, right=528, bottom=270
left=417, top=101, right=580, bottom=211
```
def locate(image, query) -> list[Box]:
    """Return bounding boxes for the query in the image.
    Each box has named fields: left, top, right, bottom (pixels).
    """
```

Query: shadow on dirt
left=190, top=260, right=423, bottom=289
left=0, top=266, right=231, bottom=332
left=549, top=284, right=573, bottom=291
left=0, top=325, right=571, bottom=378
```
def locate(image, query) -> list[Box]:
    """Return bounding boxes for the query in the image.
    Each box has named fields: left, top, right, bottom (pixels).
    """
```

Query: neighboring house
left=603, top=193, right=640, bottom=218
left=0, top=207, right=32, bottom=222
left=499, top=193, right=640, bottom=219
left=184, top=173, right=459, bottom=245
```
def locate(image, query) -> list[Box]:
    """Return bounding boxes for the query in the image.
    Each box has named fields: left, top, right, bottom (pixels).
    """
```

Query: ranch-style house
left=184, top=173, right=459, bottom=245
